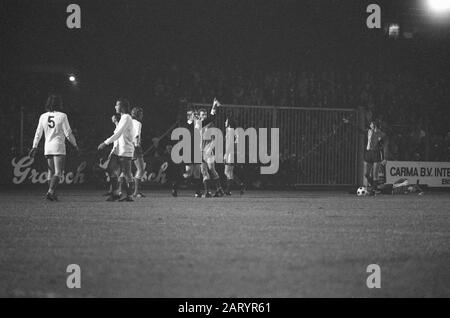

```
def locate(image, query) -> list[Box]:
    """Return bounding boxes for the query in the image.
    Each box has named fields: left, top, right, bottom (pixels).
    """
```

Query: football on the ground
left=357, top=186, right=369, bottom=196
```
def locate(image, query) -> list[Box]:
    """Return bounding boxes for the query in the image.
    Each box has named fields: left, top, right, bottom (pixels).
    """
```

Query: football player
left=223, top=115, right=245, bottom=195
left=104, top=113, right=122, bottom=196
left=29, top=94, right=79, bottom=201
left=131, top=107, right=146, bottom=198
left=364, top=120, right=386, bottom=193
left=181, top=108, right=203, bottom=197
left=196, top=98, right=224, bottom=197
left=98, top=98, right=135, bottom=202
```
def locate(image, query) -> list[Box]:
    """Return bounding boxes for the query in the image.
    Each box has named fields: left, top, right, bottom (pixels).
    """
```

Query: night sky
left=4, top=0, right=445, bottom=70
left=1, top=0, right=449, bottom=113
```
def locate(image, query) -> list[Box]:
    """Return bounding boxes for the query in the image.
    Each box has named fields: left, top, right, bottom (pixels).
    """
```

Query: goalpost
left=187, top=102, right=365, bottom=187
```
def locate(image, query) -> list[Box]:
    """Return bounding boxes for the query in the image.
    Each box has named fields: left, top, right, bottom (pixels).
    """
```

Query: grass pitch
left=0, top=189, right=449, bottom=297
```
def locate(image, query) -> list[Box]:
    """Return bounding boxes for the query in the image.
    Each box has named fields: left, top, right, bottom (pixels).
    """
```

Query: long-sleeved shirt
left=104, top=114, right=135, bottom=157
left=132, top=119, right=142, bottom=147
left=195, top=108, right=217, bottom=151
left=32, top=111, right=72, bottom=155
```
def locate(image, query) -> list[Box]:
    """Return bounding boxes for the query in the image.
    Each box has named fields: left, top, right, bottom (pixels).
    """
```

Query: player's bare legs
left=133, top=156, right=145, bottom=198
left=208, top=161, right=224, bottom=197
left=46, top=155, right=65, bottom=201
left=224, top=164, right=234, bottom=195
left=45, top=156, right=55, bottom=200
left=200, top=160, right=223, bottom=198
left=106, top=154, right=121, bottom=201
left=224, top=164, right=245, bottom=196
left=373, top=161, right=380, bottom=187
left=118, top=156, right=134, bottom=202
left=364, top=161, right=374, bottom=187
left=168, top=163, right=179, bottom=197
left=184, top=164, right=203, bottom=197
left=193, top=164, right=203, bottom=197
left=118, top=172, right=124, bottom=195
left=46, top=158, right=54, bottom=184
left=200, top=162, right=212, bottom=197
left=167, top=159, right=183, bottom=198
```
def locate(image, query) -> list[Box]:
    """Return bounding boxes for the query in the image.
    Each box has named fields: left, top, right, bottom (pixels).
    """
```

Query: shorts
left=364, top=149, right=381, bottom=163
left=224, top=153, right=237, bottom=166
left=118, top=156, right=133, bottom=180
left=133, top=146, right=143, bottom=161
left=201, top=161, right=219, bottom=181
left=224, top=164, right=234, bottom=179
left=108, top=154, right=121, bottom=177
left=184, top=164, right=201, bottom=179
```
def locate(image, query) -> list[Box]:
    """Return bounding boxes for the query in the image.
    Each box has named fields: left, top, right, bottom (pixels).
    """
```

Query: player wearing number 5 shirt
left=29, top=94, right=79, bottom=201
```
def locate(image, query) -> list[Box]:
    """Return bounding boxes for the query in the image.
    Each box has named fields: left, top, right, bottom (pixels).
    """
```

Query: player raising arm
left=29, top=94, right=79, bottom=201
left=196, top=98, right=224, bottom=197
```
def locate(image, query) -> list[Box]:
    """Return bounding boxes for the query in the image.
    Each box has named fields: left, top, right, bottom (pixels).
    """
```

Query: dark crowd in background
left=1, top=0, right=450, bottom=187
left=3, top=45, right=450, bottom=162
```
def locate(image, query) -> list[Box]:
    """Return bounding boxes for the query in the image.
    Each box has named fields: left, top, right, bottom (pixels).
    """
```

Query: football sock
left=126, top=182, right=133, bottom=196
left=48, top=175, right=59, bottom=194
left=216, top=179, right=223, bottom=191
left=195, top=178, right=203, bottom=193
left=120, top=179, right=132, bottom=197
left=134, top=178, right=140, bottom=195
left=234, top=174, right=242, bottom=186
left=118, top=179, right=123, bottom=194
left=110, top=177, right=119, bottom=195
left=226, top=179, right=232, bottom=193
left=118, top=178, right=125, bottom=195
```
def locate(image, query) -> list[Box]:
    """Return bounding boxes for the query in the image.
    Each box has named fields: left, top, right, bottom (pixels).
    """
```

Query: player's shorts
left=224, top=164, right=234, bottom=179
left=224, top=153, right=237, bottom=166
left=184, top=164, right=201, bottom=179
left=204, top=154, right=215, bottom=164
left=201, top=161, right=219, bottom=181
left=364, top=149, right=381, bottom=163
left=107, top=154, right=121, bottom=177
left=133, top=146, right=143, bottom=161
left=118, top=156, right=133, bottom=180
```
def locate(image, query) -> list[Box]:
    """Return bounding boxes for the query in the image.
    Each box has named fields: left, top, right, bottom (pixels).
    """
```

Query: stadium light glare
left=388, top=23, right=400, bottom=38
left=427, top=0, right=450, bottom=13
left=385, top=23, right=400, bottom=39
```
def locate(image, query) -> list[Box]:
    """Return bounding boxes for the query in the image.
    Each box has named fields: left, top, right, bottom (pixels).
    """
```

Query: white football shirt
left=132, top=119, right=142, bottom=147
left=110, top=127, right=120, bottom=156
left=32, top=111, right=72, bottom=155
left=104, top=114, right=135, bottom=157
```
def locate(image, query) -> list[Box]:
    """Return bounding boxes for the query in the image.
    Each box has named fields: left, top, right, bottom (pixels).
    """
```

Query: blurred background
left=1, top=0, right=449, bottom=186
